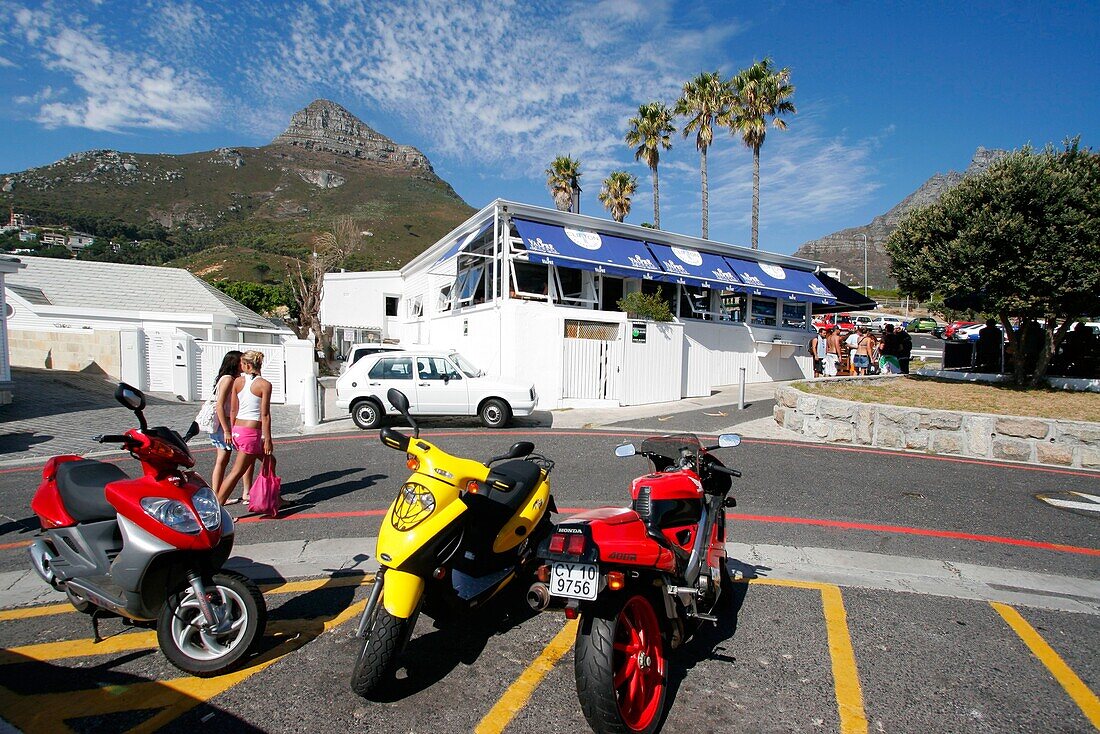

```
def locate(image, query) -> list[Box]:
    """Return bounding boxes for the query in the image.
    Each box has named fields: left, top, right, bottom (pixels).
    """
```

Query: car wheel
left=351, top=399, right=384, bottom=430
left=479, top=398, right=511, bottom=429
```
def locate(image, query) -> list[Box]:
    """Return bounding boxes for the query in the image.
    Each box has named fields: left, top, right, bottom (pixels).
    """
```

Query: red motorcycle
left=27, top=383, right=266, bottom=676
left=533, top=432, right=741, bottom=734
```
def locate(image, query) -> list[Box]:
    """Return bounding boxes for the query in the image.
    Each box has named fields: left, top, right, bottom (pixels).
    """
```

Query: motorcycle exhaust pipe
left=526, top=582, right=551, bottom=612
left=28, top=539, right=58, bottom=589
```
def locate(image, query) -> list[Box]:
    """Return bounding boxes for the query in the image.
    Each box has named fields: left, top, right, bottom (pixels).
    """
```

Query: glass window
left=407, top=295, right=423, bottom=318
left=416, top=356, right=462, bottom=381
left=456, top=264, right=485, bottom=304
left=600, top=276, right=624, bottom=312
left=720, top=292, right=747, bottom=322
left=640, top=279, right=675, bottom=313
left=679, top=285, right=711, bottom=319
left=384, top=296, right=399, bottom=317
left=782, top=302, right=808, bottom=329
left=553, top=266, right=597, bottom=305
left=450, top=352, right=484, bottom=378
left=511, top=261, right=549, bottom=297
left=750, top=297, right=777, bottom=326
left=368, top=357, right=413, bottom=380
left=437, top=284, right=452, bottom=312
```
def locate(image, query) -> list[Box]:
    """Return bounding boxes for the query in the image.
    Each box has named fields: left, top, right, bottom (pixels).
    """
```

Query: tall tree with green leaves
left=545, top=155, right=582, bottom=212
left=625, top=102, right=676, bottom=229
left=887, top=141, right=1100, bottom=385
left=675, top=72, right=732, bottom=239
left=598, top=171, right=638, bottom=222
left=726, top=58, right=796, bottom=249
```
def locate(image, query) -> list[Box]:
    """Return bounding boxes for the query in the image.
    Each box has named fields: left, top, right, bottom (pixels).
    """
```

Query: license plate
left=549, top=562, right=598, bottom=600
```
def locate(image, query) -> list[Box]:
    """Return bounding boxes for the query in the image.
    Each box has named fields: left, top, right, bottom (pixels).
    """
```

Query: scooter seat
left=55, top=460, right=127, bottom=522
left=483, top=459, right=543, bottom=513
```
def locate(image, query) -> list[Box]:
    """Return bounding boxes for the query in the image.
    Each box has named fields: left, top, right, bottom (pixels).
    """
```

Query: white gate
left=143, top=330, right=174, bottom=392
left=196, top=342, right=287, bottom=404
left=562, top=320, right=621, bottom=401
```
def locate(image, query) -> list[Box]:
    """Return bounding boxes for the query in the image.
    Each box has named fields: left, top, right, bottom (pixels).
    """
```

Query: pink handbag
left=248, top=456, right=282, bottom=517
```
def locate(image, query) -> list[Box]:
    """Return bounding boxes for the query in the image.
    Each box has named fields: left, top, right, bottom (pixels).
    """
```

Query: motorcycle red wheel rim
left=611, top=595, right=665, bottom=731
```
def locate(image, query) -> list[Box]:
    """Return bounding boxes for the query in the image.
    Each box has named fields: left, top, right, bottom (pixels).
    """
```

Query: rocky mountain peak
left=271, top=99, right=433, bottom=172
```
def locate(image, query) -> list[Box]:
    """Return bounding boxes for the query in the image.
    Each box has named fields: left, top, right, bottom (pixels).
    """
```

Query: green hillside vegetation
left=1, top=143, right=474, bottom=276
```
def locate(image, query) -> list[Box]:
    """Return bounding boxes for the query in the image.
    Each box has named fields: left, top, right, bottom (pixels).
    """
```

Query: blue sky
left=1, top=0, right=1097, bottom=254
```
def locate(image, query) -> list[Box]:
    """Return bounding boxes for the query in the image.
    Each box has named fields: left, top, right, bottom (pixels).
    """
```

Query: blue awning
left=512, top=219, right=665, bottom=279
left=722, top=257, right=837, bottom=304
left=644, top=242, right=743, bottom=290
left=433, top=220, right=493, bottom=265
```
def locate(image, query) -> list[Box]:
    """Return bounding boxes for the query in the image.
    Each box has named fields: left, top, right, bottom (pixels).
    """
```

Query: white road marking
left=1040, top=492, right=1100, bottom=513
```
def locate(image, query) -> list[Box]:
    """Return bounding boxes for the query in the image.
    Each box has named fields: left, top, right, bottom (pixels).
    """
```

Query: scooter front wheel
left=157, top=571, right=266, bottom=677
left=575, top=594, right=668, bottom=734
left=350, top=605, right=409, bottom=697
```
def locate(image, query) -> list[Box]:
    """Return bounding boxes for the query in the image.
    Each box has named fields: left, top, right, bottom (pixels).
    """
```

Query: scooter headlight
left=391, top=483, right=436, bottom=531
left=140, top=497, right=201, bottom=534
left=191, top=486, right=222, bottom=531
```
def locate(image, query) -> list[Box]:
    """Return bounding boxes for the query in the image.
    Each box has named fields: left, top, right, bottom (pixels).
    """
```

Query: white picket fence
left=195, top=342, right=287, bottom=403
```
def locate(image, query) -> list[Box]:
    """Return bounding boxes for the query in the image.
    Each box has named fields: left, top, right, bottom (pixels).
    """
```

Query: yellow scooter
left=350, top=388, right=557, bottom=696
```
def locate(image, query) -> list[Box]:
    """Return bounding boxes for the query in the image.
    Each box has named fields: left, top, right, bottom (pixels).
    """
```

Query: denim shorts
left=853, top=355, right=870, bottom=369
left=210, top=428, right=232, bottom=452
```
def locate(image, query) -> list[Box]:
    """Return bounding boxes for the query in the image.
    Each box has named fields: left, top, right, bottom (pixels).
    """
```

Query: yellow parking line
left=474, top=619, right=578, bottom=734
left=745, top=578, right=868, bottom=733
left=992, top=602, right=1100, bottom=730
left=0, top=573, right=373, bottom=622
left=0, top=596, right=370, bottom=734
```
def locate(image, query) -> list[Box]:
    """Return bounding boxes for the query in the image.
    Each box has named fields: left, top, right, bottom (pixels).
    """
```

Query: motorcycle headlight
left=390, top=483, right=436, bottom=531
left=191, top=486, right=222, bottom=531
left=140, top=497, right=201, bottom=534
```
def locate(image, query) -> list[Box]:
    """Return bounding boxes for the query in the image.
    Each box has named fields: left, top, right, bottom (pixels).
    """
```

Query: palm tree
left=598, top=171, right=638, bottom=222
left=726, top=58, right=796, bottom=249
left=675, top=71, right=732, bottom=239
left=545, top=155, right=582, bottom=211
left=625, top=102, right=675, bottom=229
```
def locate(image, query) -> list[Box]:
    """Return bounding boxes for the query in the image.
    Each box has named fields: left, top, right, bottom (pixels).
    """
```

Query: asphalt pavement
left=1, top=362, right=1098, bottom=734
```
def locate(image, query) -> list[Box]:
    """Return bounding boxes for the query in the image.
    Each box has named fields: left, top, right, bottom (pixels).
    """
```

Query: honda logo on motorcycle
left=391, top=483, right=436, bottom=531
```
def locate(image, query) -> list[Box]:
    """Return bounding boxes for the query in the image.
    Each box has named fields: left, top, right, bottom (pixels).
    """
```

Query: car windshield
left=449, top=352, right=484, bottom=378
left=639, top=433, right=702, bottom=472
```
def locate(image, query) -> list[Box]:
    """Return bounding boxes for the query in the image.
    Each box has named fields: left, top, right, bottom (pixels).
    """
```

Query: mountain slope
left=794, top=148, right=1004, bottom=289
left=1, top=100, right=474, bottom=278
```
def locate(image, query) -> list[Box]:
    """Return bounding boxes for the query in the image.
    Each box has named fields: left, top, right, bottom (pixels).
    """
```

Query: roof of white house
left=5, top=256, right=275, bottom=330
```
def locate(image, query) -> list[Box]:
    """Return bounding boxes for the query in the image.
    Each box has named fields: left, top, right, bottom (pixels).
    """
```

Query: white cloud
left=146, top=1, right=217, bottom=57
left=4, top=4, right=217, bottom=132
left=13, top=85, right=58, bottom=105
left=249, top=0, right=739, bottom=174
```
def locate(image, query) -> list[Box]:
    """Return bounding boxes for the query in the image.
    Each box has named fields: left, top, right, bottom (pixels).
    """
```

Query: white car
left=335, top=349, right=537, bottom=429
left=870, top=315, right=906, bottom=332
left=339, top=343, right=407, bottom=374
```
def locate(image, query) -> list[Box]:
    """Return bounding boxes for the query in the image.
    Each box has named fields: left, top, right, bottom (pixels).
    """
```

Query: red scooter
left=27, top=383, right=266, bottom=676
left=534, top=432, right=741, bottom=734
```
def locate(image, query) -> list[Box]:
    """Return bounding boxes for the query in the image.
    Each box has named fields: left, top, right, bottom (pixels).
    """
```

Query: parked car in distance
left=956, top=322, right=1011, bottom=342
left=335, top=349, right=537, bottom=429
left=852, top=315, right=875, bottom=330
left=906, top=316, right=938, bottom=333
left=339, top=343, right=408, bottom=374
left=943, top=320, right=980, bottom=340
left=870, top=315, right=906, bottom=332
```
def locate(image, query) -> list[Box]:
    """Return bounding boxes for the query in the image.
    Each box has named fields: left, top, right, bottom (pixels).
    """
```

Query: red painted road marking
left=228, top=506, right=1100, bottom=557
left=0, top=541, right=30, bottom=551
left=3, top=429, right=1099, bottom=478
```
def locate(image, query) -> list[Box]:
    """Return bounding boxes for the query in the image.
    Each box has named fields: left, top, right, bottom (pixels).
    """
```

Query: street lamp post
left=860, top=233, right=868, bottom=297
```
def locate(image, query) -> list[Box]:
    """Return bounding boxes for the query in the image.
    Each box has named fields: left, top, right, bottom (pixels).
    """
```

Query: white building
left=321, top=200, right=872, bottom=409
left=0, top=256, right=26, bottom=404
left=5, top=257, right=315, bottom=404
left=66, top=232, right=95, bottom=251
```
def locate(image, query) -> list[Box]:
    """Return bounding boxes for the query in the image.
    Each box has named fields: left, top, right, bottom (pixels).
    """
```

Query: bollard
left=301, top=372, right=319, bottom=428
left=738, top=367, right=746, bottom=411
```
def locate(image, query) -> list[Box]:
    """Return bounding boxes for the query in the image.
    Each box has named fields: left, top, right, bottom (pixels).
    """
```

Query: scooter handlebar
left=95, top=434, right=131, bottom=445
left=709, top=463, right=742, bottom=478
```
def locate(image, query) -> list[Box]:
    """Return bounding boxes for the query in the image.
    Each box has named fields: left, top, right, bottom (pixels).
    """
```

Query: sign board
left=631, top=322, right=647, bottom=343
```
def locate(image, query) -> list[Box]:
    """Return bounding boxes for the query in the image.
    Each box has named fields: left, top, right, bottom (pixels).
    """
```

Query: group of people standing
left=206, top=350, right=276, bottom=505
left=809, top=322, right=912, bottom=377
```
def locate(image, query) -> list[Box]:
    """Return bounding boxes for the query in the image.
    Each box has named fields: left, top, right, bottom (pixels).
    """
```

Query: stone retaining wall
left=773, top=381, right=1100, bottom=469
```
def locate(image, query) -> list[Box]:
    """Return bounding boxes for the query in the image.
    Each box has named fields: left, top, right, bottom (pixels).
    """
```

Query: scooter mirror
left=507, top=441, right=534, bottom=458
left=183, top=421, right=200, bottom=443
left=615, top=443, right=636, bottom=458
left=387, top=388, right=411, bottom=416
left=718, top=434, right=741, bottom=448
left=115, top=383, right=146, bottom=411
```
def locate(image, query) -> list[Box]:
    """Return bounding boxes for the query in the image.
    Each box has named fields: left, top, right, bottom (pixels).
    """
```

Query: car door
left=413, top=356, right=469, bottom=415
left=366, top=356, right=419, bottom=414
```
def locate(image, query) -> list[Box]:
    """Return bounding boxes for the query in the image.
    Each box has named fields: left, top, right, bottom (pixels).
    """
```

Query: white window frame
left=749, top=295, right=779, bottom=327
left=552, top=265, right=598, bottom=307
left=407, top=294, right=424, bottom=319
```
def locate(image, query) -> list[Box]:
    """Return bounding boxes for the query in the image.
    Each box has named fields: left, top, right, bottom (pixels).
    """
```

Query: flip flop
left=223, top=498, right=241, bottom=506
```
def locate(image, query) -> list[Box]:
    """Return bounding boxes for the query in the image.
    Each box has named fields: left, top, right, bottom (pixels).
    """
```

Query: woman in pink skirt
left=217, top=350, right=273, bottom=506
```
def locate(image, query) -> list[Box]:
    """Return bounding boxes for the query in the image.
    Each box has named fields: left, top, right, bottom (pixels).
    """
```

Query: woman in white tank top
left=216, top=351, right=274, bottom=505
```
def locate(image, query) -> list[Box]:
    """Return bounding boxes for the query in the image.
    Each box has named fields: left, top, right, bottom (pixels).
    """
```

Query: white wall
left=681, top=320, right=812, bottom=391
left=622, top=320, right=683, bottom=406
left=321, top=271, right=404, bottom=336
